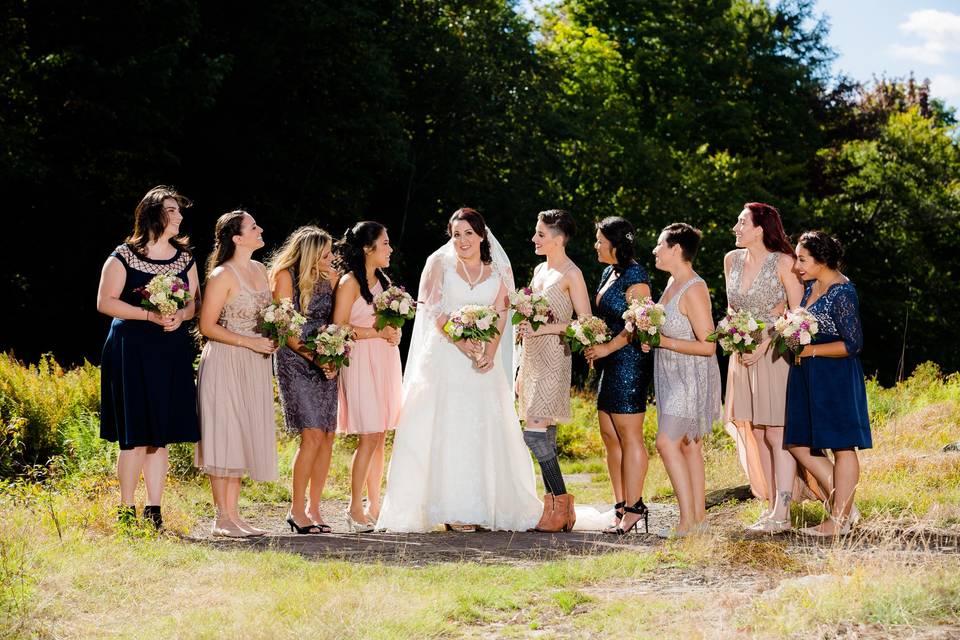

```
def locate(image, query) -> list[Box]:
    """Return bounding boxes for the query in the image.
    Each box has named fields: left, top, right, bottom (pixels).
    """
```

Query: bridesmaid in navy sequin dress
left=97, top=186, right=201, bottom=526
left=785, top=231, right=871, bottom=536
left=585, top=217, right=654, bottom=532
left=270, top=226, right=340, bottom=534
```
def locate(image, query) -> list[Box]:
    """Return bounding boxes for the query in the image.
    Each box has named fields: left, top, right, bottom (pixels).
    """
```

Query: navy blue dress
left=100, top=244, right=201, bottom=450
left=785, top=281, right=871, bottom=451
left=595, top=263, right=654, bottom=414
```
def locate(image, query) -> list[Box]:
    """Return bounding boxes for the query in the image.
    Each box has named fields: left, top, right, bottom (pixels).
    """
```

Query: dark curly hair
left=334, top=221, right=391, bottom=304
left=205, top=210, right=248, bottom=278
left=448, top=207, right=492, bottom=264
left=596, top=216, right=635, bottom=272
left=798, top=230, right=843, bottom=270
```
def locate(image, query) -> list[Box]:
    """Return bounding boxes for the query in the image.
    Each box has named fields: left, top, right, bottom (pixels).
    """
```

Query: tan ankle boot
left=528, top=494, right=555, bottom=532
left=536, top=493, right=570, bottom=533
left=563, top=493, right=576, bottom=531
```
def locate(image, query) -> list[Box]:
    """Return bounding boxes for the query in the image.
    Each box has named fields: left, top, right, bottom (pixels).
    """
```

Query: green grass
left=2, top=355, right=960, bottom=638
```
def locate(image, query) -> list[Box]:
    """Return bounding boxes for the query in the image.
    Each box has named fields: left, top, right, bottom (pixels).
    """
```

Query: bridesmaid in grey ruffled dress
left=644, top=223, right=721, bottom=539
left=269, top=226, right=340, bottom=534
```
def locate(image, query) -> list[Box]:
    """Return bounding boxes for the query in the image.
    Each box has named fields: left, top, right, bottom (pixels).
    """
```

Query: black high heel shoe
left=616, top=498, right=649, bottom=535
left=602, top=501, right=627, bottom=535
left=286, top=514, right=323, bottom=534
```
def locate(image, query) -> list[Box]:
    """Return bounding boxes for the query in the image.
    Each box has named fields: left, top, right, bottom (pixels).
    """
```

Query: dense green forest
left=2, top=0, right=958, bottom=382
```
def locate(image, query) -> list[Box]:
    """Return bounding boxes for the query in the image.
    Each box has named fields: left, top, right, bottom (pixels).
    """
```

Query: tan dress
left=724, top=250, right=790, bottom=426
left=724, top=250, right=822, bottom=502
left=195, top=264, right=278, bottom=482
left=516, top=265, right=575, bottom=423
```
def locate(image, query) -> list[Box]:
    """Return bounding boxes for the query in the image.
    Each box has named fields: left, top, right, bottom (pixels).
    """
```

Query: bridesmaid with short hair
left=645, top=223, right=722, bottom=538
left=97, top=185, right=201, bottom=528
left=196, top=210, right=278, bottom=537
left=785, top=231, right=871, bottom=536
left=332, top=221, right=403, bottom=532
left=269, top=226, right=340, bottom=534
left=516, top=209, right=593, bottom=532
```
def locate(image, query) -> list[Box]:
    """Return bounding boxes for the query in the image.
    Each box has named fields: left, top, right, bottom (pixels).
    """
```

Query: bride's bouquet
left=509, top=287, right=555, bottom=332
left=134, top=273, right=191, bottom=317
left=622, top=297, right=666, bottom=347
left=563, top=315, right=611, bottom=354
left=707, top=308, right=765, bottom=356
left=443, top=305, right=501, bottom=343
left=373, top=285, right=417, bottom=330
left=772, top=307, right=819, bottom=365
left=305, top=323, right=354, bottom=369
left=258, top=298, right=307, bottom=345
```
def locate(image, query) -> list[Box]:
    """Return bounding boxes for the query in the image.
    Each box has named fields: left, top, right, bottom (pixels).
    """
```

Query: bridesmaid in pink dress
left=332, top=221, right=403, bottom=532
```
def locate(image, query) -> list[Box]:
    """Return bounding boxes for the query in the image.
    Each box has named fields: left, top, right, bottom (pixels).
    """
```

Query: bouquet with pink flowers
left=622, top=297, right=666, bottom=347
left=373, top=285, right=417, bottom=330
left=258, top=298, right=307, bottom=345
left=508, top=287, right=555, bottom=332
left=305, top=323, right=354, bottom=369
left=134, top=273, right=191, bottom=317
left=443, top=305, right=501, bottom=343
left=563, top=315, right=611, bottom=355
left=772, top=307, right=819, bottom=365
left=707, top=308, right=765, bottom=356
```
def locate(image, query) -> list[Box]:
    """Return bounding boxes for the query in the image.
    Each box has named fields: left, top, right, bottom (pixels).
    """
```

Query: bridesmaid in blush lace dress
left=270, top=226, right=340, bottom=534
left=332, top=222, right=403, bottom=532
left=196, top=211, right=278, bottom=538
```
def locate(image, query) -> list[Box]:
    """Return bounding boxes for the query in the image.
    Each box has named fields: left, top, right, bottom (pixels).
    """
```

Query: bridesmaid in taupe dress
left=516, top=210, right=592, bottom=532
left=724, top=202, right=807, bottom=533
left=197, top=211, right=279, bottom=538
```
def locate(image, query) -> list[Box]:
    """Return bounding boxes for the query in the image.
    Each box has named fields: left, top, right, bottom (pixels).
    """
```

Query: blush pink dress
left=337, top=282, right=403, bottom=434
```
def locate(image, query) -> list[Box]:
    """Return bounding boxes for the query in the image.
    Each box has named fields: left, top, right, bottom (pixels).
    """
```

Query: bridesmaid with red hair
left=723, top=202, right=809, bottom=533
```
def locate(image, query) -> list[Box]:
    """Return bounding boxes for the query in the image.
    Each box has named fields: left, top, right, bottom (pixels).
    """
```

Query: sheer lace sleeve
left=622, top=263, right=650, bottom=288
left=417, top=251, right=448, bottom=320
left=833, top=285, right=863, bottom=356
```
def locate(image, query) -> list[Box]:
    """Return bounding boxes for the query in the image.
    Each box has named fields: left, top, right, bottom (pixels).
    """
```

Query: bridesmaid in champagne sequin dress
left=516, top=210, right=593, bottom=532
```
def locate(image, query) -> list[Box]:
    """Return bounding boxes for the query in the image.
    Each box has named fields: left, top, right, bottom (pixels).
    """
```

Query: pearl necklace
left=458, top=257, right=485, bottom=289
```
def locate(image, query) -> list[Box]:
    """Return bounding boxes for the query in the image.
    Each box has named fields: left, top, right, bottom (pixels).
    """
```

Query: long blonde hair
left=268, top=225, right=334, bottom=312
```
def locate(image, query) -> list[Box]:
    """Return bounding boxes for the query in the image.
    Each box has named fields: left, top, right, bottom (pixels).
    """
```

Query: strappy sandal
left=286, top=514, right=324, bottom=534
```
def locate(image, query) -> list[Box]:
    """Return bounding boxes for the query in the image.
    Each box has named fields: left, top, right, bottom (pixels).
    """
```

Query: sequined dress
left=594, top=263, right=654, bottom=414
left=653, top=276, right=722, bottom=440
left=275, top=269, right=338, bottom=433
left=99, top=244, right=200, bottom=449
left=517, top=264, right=575, bottom=423
left=785, top=281, right=871, bottom=451
left=724, top=250, right=790, bottom=426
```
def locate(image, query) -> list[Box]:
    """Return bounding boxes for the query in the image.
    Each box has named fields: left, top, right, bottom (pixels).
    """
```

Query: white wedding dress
left=376, top=239, right=543, bottom=532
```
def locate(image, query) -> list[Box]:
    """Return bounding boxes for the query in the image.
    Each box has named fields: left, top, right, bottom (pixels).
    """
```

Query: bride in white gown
left=376, top=208, right=543, bottom=532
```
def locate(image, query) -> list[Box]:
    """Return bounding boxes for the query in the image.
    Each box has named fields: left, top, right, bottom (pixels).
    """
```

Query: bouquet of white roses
left=258, top=298, right=307, bottom=345
left=622, top=297, right=666, bottom=347
left=134, top=273, right=191, bottom=317
left=373, top=285, right=417, bottom=330
left=443, top=305, right=501, bottom=343
left=772, top=307, right=819, bottom=365
left=563, top=315, right=611, bottom=354
left=304, top=323, right=354, bottom=369
left=508, top=287, right=555, bottom=333
left=706, top=308, right=765, bottom=356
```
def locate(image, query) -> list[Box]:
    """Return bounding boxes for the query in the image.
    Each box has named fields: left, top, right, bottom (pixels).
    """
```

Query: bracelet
left=812, top=347, right=817, bottom=358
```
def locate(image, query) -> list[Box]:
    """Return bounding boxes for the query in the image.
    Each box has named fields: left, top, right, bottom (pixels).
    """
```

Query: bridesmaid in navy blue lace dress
left=785, top=231, right=871, bottom=536
left=584, top=217, right=654, bottom=533
left=269, top=226, right=340, bottom=534
left=97, top=186, right=201, bottom=526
